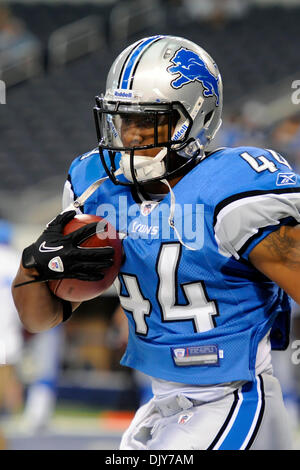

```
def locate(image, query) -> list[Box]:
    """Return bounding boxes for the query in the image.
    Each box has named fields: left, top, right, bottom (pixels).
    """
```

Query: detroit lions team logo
left=167, top=48, right=219, bottom=105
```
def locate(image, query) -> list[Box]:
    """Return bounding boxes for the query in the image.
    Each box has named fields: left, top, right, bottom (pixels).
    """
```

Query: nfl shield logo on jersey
left=140, top=201, right=159, bottom=216
left=173, top=348, right=186, bottom=358
left=178, top=412, right=193, bottom=425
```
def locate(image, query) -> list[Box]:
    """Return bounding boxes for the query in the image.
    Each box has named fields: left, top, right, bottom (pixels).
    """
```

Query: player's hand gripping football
left=16, top=210, right=114, bottom=286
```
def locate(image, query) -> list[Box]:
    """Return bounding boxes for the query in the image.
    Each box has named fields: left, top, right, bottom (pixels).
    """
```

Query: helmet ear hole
left=204, top=110, right=214, bottom=126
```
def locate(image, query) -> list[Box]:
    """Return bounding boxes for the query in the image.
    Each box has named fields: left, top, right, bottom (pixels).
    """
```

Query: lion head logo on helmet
left=167, top=48, right=220, bottom=106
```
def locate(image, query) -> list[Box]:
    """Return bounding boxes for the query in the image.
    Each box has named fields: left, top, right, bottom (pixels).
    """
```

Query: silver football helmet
left=94, top=35, right=223, bottom=186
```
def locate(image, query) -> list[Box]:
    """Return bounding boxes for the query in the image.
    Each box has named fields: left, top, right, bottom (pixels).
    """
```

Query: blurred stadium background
left=1, top=0, right=300, bottom=450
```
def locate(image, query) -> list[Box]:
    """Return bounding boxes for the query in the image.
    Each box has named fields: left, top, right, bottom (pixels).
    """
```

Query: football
left=48, top=214, right=122, bottom=302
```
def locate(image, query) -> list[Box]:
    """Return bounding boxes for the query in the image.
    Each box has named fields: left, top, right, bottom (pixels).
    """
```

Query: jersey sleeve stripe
left=237, top=216, right=298, bottom=258
left=213, top=187, right=300, bottom=226
left=67, top=173, right=78, bottom=200
left=62, top=177, right=83, bottom=214
left=213, top=188, right=300, bottom=259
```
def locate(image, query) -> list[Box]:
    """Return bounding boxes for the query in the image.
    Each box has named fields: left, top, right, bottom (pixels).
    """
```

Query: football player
left=12, top=35, right=300, bottom=450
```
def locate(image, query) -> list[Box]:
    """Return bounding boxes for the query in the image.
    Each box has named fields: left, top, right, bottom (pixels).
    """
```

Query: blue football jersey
left=64, top=146, right=300, bottom=385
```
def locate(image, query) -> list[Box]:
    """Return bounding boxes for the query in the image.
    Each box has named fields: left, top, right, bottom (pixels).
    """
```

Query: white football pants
left=120, top=373, right=293, bottom=450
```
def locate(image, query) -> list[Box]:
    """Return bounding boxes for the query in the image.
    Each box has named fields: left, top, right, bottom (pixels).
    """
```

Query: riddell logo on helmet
left=173, top=123, right=188, bottom=141
left=114, top=90, right=133, bottom=98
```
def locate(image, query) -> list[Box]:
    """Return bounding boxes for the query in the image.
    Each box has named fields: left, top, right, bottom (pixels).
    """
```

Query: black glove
left=16, top=210, right=114, bottom=286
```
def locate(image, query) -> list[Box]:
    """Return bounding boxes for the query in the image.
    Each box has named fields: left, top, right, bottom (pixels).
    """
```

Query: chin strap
left=119, top=148, right=167, bottom=183
left=64, top=149, right=169, bottom=211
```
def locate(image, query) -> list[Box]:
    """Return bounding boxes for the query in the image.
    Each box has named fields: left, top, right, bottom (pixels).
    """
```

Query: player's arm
left=12, top=211, right=114, bottom=333
left=12, top=263, right=80, bottom=333
left=249, top=224, right=300, bottom=304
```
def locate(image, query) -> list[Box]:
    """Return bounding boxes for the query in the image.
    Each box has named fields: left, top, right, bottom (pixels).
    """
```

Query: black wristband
left=61, top=300, right=73, bottom=323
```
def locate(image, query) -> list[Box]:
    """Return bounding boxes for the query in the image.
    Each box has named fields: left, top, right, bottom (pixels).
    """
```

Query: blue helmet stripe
left=121, top=35, right=163, bottom=89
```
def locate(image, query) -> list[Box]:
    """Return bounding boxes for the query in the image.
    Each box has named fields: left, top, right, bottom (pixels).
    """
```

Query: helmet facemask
left=93, top=95, right=197, bottom=187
